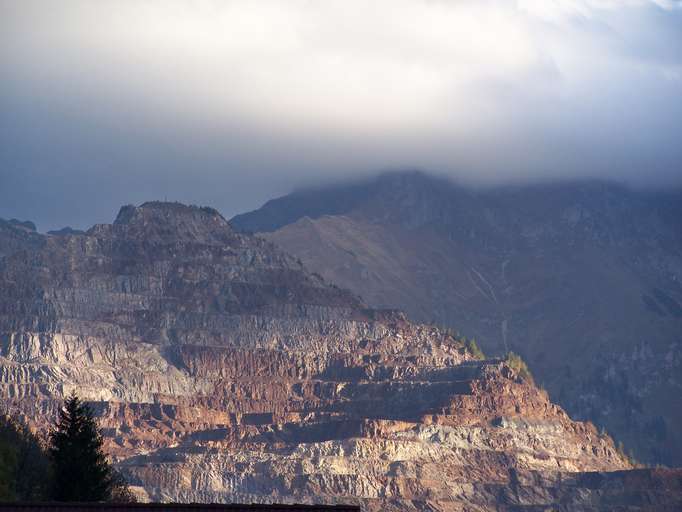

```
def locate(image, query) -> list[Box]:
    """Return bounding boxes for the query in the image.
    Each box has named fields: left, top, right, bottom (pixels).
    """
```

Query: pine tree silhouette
left=49, top=393, right=128, bottom=501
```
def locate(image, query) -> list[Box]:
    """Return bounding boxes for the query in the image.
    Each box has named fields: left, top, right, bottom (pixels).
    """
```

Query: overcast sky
left=1, top=0, right=681, bottom=230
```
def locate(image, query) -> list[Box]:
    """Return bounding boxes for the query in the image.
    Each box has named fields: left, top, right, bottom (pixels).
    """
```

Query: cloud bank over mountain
left=1, top=0, right=681, bottom=229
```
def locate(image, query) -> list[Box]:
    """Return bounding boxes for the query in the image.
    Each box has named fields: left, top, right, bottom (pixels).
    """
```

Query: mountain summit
left=109, top=202, right=234, bottom=243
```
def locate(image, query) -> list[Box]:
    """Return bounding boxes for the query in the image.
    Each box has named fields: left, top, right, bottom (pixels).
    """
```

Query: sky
left=1, top=0, right=681, bottom=231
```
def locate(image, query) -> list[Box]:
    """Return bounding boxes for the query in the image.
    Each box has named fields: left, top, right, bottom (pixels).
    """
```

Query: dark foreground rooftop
left=0, top=505, right=359, bottom=512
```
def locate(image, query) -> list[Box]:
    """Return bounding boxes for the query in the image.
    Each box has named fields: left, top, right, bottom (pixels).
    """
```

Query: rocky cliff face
left=0, top=201, right=678, bottom=510
left=0, top=218, right=44, bottom=259
left=232, top=172, right=682, bottom=467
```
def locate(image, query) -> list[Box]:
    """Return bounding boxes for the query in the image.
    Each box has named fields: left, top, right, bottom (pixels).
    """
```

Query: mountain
left=232, top=171, right=682, bottom=467
left=3, top=201, right=680, bottom=509
left=0, top=217, right=44, bottom=258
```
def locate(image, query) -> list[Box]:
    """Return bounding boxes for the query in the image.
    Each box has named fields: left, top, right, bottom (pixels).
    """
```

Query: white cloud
left=4, top=1, right=546, bottom=134
left=1, top=0, right=681, bottom=201
left=517, top=0, right=682, bottom=21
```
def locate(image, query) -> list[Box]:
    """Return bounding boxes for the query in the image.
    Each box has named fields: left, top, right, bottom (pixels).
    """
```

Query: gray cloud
left=1, top=0, right=681, bottom=230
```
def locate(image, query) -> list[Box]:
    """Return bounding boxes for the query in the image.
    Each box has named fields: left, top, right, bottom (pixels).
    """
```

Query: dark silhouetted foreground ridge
left=0, top=505, right=359, bottom=512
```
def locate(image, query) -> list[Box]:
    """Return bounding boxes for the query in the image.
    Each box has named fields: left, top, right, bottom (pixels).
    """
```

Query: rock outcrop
left=0, top=202, right=679, bottom=510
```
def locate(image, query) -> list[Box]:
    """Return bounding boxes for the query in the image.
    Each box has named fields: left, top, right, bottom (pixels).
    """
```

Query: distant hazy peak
left=231, top=171, right=682, bottom=235
left=2, top=218, right=37, bottom=232
left=46, top=227, right=86, bottom=236
left=0, top=217, right=45, bottom=259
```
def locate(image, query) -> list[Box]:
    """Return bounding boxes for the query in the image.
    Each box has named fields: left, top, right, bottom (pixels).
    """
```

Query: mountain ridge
left=231, top=172, right=682, bottom=236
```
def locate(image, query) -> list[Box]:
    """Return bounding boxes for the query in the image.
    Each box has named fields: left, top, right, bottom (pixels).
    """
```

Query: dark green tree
left=49, top=393, right=133, bottom=502
left=0, top=414, right=51, bottom=500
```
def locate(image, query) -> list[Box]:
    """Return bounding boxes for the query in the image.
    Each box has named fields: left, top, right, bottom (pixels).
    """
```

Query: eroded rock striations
left=0, top=202, right=679, bottom=510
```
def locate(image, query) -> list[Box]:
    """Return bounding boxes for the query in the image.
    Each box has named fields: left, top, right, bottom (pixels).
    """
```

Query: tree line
left=0, top=393, right=134, bottom=502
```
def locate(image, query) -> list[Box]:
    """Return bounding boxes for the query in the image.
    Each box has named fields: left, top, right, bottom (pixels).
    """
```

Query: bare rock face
left=0, top=202, right=678, bottom=510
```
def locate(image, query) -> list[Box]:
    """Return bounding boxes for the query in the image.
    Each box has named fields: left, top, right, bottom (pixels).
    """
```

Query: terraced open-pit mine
left=1, top=203, right=680, bottom=511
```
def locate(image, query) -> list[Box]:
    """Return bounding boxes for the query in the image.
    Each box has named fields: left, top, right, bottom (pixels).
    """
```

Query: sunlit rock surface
left=1, top=202, right=680, bottom=510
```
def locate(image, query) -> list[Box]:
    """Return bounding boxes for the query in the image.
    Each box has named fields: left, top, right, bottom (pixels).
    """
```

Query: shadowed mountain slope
left=232, top=172, right=682, bottom=466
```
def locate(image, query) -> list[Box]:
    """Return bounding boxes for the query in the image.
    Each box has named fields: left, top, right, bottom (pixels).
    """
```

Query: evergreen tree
left=0, top=414, right=51, bottom=500
left=49, top=393, right=132, bottom=502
